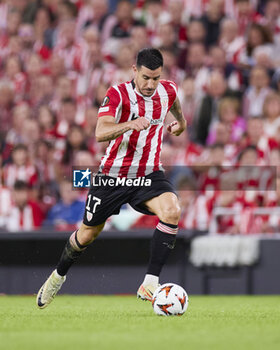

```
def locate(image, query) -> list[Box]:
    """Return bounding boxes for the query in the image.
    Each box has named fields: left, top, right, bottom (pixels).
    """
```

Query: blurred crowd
left=1, top=0, right=280, bottom=234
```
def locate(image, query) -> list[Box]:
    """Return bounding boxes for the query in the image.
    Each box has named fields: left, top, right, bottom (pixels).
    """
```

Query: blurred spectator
left=110, top=44, right=135, bottom=85
left=207, top=97, right=246, bottom=145
left=208, top=46, right=241, bottom=91
left=187, top=19, right=206, bottom=45
left=3, top=144, right=38, bottom=189
left=152, top=22, right=178, bottom=52
left=50, top=75, right=73, bottom=112
left=178, top=175, right=213, bottom=232
left=0, top=80, right=14, bottom=136
left=262, top=92, right=280, bottom=138
left=141, top=0, right=163, bottom=42
left=38, top=105, right=57, bottom=140
left=79, top=0, right=115, bottom=43
left=4, top=103, right=31, bottom=157
left=48, top=54, right=66, bottom=82
left=61, top=124, right=89, bottom=171
left=3, top=54, right=26, bottom=102
left=259, top=0, right=280, bottom=39
left=240, top=117, right=267, bottom=160
left=54, top=97, right=77, bottom=143
left=178, top=77, right=200, bottom=138
left=219, top=17, right=245, bottom=64
left=130, top=24, right=149, bottom=53
left=234, top=0, right=260, bottom=36
left=238, top=23, right=273, bottom=70
left=0, top=184, right=12, bottom=228
left=53, top=20, right=82, bottom=72
left=201, top=0, right=224, bottom=47
left=195, top=70, right=239, bottom=145
left=243, top=65, right=272, bottom=118
left=111, top=0, right=142, bottom=39
left=164, top=0, right=188, bottom=50
left=5, top=180, right=44, bottom=231
left=185, top=42, right=208, bottom=94
left=44, top=178, right=85, bottom=230
left=161, top=48, right=185, bottom=85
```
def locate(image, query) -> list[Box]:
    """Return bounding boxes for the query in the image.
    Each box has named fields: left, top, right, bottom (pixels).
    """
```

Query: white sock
left=54, top=269, right=64, bottom=279
left=143, top=274, right=159, bottom=286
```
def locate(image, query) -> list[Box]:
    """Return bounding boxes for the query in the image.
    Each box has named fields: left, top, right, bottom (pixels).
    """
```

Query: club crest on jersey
left=101, top=96, right=110, bottom=107
left=162, top=99, right=168, bottom=108
left=73, top=169, right=91, bottom=188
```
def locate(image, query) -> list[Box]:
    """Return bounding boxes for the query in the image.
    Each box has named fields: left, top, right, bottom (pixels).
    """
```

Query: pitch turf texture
left=0, top=296, right=279, bottom=350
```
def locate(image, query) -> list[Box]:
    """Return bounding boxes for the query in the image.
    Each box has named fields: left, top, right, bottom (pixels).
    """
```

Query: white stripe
left=145, top=83, right=168, bottom=175
left=100, top=139, right=116, bottom=171
left=157, top=222, right=178, bottom=231
left=157, top=225, right=178, bottom=234
left=99, top=86, right=123, bottom=173
left=157, top=222, right=178, bottom=234
left=112, top=85, right=122, bottom=122
left=23, top=206, right=33, bottom=230
left=108, top=83, right=134, bottom=177
left=127, top=95, right=153, bottom=177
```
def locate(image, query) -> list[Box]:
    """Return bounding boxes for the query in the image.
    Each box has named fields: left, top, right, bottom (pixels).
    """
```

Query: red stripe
left=119, top=91, right=145, bottom=177
left=136, top=92, right=161, bottom=177
left=161, top=80, right=177, bottom=111
left=152, top=90, right=162, bottom=120
left=153, top=126, right=163, bottom=172
left=102, top=136, right=124, bottom=173
left=103, top=83, right=130, bottom=173
left=118, top=84, right=131, bottom=123
left=20, top=210, right=24, bottom=228
left=136, top=126, right=157, bottom=177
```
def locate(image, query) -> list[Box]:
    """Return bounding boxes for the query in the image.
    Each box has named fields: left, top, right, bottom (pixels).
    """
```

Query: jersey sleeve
left=98, top=86, right=121, bottom=119
left=168, top=81, right=178, bottom=107
left=161, top=80, right=178, bottom=111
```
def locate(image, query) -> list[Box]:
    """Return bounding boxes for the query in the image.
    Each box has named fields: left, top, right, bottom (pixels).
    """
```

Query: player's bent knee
left=160, top=206, right=181, bottom=225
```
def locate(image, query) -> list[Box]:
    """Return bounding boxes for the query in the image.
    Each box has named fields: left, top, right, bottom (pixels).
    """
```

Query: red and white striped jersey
left=0, top=186, right=12, bottom=227
left=5, top=201, right=44, bottom=232
left=97, top=79, right=178, bottom=178
left=3, top=164, right=38, bottom=189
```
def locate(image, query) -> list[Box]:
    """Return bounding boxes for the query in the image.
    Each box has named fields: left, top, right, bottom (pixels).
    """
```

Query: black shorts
left=83, top=171, right=176, bottom=226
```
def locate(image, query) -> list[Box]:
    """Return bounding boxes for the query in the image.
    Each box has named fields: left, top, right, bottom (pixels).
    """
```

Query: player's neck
left=132, top=80, right=157, bottom=99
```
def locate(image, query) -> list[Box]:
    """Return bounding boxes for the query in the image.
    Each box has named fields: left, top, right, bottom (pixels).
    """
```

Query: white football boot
left=36, top=270, right=66, bottom=309
left=137, top=284, right=160, bottom=302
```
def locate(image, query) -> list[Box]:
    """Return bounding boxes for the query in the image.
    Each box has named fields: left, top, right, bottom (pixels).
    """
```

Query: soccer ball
left=152, top=283, right=189, bottom=316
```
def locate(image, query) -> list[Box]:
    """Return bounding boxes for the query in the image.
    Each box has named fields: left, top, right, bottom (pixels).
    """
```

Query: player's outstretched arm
left=96, top=116, right=150, bottom=142
left=167, top=97, right=187, bottom=136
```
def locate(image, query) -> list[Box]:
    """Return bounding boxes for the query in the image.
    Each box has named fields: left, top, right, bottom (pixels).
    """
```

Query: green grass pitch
left=0, top=295, right=280, bottom=350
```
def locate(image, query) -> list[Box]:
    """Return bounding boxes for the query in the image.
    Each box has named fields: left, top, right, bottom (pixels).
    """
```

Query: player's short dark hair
left=136, top=48, right=163, bottom=70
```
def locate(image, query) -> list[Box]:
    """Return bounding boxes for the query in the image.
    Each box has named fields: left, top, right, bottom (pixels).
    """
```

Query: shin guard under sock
left=56, top=231, right=88, bottom=276
left=146, top=221, right=178, bottom=276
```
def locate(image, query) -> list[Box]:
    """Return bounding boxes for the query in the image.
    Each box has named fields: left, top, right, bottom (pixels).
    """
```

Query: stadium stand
left=1, top=0, right=280, bottom=234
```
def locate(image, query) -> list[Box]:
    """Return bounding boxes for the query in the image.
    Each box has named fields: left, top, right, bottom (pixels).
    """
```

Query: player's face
left=133, top=65, right=162, bottom=97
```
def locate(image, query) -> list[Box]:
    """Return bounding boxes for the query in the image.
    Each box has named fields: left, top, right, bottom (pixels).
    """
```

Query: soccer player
left=36, top=48, right=186, bottom=308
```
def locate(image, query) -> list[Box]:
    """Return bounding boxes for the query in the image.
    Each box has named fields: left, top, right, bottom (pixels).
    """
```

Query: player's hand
left=129, top=117, right=150, bottom=132
left=167, top=121, right=185, bottom=136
